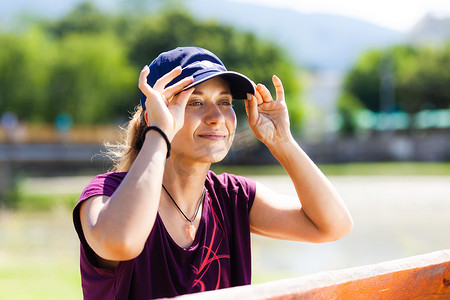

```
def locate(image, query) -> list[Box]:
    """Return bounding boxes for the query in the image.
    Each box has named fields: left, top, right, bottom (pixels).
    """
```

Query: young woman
left=73, top=47, right=353, bottom=299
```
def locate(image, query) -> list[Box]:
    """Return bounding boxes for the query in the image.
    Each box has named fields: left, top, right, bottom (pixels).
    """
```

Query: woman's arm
left=246, top=76, right=353, bottom=242
left=79, top=67, right=194, bottom=262
left=79, top=132, right=169, bottom=262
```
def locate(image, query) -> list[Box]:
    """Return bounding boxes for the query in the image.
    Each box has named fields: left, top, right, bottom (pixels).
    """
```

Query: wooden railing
left=169, top=249, right=450, bottom=299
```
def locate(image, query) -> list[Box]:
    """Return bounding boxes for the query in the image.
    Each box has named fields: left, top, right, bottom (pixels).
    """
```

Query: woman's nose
left=203, top=104, right=225, bottom=125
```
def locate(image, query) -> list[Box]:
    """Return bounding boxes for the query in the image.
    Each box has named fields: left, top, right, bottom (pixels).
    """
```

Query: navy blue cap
left=140, top=47, right=255, bottom=109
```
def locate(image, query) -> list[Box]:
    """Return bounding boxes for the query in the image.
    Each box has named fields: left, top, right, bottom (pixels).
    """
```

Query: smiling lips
left=198, top=132, right=227, bottom=141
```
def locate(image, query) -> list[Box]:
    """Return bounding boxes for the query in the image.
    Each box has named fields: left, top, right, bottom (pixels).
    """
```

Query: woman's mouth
left=198, top=133, right=227, bottom=141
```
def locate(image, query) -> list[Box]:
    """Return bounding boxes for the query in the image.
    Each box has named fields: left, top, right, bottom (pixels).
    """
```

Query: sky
left=2, top=0, right=449, bottom=32
left=235, top=0, right=450, bottom=31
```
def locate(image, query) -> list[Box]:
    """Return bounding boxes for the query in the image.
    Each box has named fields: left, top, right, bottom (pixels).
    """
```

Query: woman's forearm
left=92, top=131, right=167, bottom=259
left=267, top=138, right=353, bottom=241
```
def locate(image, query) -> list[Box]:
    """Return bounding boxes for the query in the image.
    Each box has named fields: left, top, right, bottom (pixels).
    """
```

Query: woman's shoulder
left=206, top=170, right=256, bottom=195
left=206, top=170, right=256, bottom=214
left=206, top=169, right=250, bottom=183
left=90, top=171, right=128, bottom=182
left=80, top=171, right=128, bottom=200
left=86, top=171, right=127, bottom=188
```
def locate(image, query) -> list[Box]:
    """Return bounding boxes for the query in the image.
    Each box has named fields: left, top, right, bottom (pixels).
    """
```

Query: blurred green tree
left=0, top=28, right=136, bottom=124
left=339, top=44, right=450, bottom=133
left=47, top=32, right=136, bottom=124
left=0, top=28, right=55, bottom=122
left=45, top=1, right=109, bottom=37
left=0, top=3, right=302, bottom=129
left=395, top=45, right=450, bottom=114
left=341, top=49, right=382, bottom=113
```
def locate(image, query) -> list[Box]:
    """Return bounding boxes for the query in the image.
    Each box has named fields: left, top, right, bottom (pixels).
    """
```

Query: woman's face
left=171, top=76, right=236, bottom=164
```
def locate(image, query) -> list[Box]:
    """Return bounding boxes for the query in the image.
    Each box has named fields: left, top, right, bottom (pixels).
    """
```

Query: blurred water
left=250, top=175, right=450, bottom=281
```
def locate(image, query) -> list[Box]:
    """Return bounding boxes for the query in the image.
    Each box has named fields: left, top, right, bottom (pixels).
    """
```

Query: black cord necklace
left=162, top=185, right=205, bottom=240
left=162, top=184, right=205, bottom=226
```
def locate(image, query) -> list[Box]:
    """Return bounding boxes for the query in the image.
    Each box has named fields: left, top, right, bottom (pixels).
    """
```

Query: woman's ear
left=144, top=111, right=149, bottom=126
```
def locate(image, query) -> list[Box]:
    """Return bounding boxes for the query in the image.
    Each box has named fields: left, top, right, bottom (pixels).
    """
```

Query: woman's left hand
left=247, top=76, right=354, bottom=243
left=245, top=75, right=293, bottom=148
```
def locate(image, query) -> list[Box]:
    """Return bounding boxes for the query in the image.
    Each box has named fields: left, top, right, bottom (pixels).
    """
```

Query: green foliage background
left=0, top=2, right=302, bottom=128
left=1, top=1, right=448, bottom=136
left=339, top=44, right=450, bottom=133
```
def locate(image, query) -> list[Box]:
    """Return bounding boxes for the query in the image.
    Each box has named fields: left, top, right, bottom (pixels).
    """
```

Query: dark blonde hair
left=106, top=106, right=147, bottom=172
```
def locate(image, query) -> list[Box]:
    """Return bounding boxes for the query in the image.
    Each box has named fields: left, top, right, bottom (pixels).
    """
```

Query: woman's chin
left=198, top=151, right=228, bottom=164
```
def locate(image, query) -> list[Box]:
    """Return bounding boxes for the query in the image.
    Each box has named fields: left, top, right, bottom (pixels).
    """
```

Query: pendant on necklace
left=185, top=223, right=196, bottom=240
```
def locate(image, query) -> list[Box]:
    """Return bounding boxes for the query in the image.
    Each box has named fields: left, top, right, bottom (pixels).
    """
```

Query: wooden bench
left=170, top=249, right=450, bottom=299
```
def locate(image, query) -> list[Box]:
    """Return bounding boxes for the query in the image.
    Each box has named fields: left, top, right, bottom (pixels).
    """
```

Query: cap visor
left=182, top=71, right=255, bottom=99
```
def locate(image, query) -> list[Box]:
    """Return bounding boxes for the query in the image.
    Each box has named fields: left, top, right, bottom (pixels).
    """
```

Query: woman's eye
left=220, top=99, right=232, bottom=106
left=188, top=101, right=202, bottom=106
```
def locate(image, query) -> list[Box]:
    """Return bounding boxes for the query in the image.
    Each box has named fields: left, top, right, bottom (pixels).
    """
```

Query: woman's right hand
left=138, top=66, right=194, bottom=141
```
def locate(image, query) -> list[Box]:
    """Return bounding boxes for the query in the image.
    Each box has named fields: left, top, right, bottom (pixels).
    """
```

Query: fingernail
left=247, top=93, right=252, bottom=100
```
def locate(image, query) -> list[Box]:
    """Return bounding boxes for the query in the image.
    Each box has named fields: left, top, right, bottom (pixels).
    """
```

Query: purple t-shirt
left=73, top=170, right=256, bottom=299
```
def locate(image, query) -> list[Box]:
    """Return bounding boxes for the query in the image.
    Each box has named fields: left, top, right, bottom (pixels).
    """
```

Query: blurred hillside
left=0, top=0, right=401, bottom=71
left=2, top=0, right=449, bottom=72
left=407, top=14, right=450, bottom=45
left=187, top=0, right=402, bottom=71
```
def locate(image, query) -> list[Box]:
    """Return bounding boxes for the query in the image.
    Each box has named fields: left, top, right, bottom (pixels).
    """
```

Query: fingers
left=168, top=88, right=194, bottom=130
left=256, top=84, right=273, bottom=103
left=172, top=88, right=194, bottom=109
left=245, top=93, right=258, bottom=125
left=139, top=65, right=194, bottom=110
left=272, top=75, right=285, bottom=102
left=153, top=66, right=182, bottom=91
left=254, top=86, right=264, bottom=105
left=139, top=66, right=158, bottom=103
left=255, top=75, right=285, bottom=103
left=145, top=92, right=167, bottom=110
left=138, top=65, right=151, bottom=92
left=162, top=76, right=194, bottom=100
left=143, top=65, right=194, bottom=101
